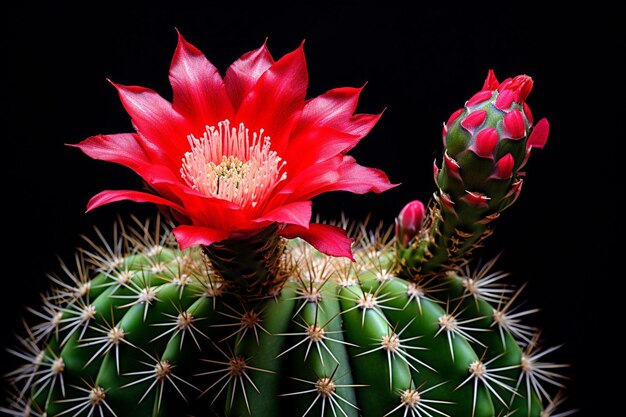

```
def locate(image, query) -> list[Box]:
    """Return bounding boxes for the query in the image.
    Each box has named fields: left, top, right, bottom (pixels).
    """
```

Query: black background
left=2, top=1, right=623, bottom=415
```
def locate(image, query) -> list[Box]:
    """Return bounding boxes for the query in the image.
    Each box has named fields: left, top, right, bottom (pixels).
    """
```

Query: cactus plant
left=2, top=34, right=572, bottom=417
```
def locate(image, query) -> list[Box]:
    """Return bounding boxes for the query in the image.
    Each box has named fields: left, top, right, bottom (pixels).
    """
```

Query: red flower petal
left=282, top=223, right=354, bottom=260
left=177, top=190, right=247, bottom=230
left=172, top=225, right=231, bottom=250
left=285, top=126, right=359, bottom=172
left=224, top=40, right=274, bottom=110
left=235, top=43, right=307, bottom=156
left=86, top=190, right=186, bottom=213
left=112, top=82, right=191, bottom=164
left=503, top=109, right=526, bottom=139
left=332, top=157, right=397, bottom=194
left=473, top=128, right=499, bottom=158
left=461, top=110, right=487, bottom=131
left=73, top=133, right=190, bottom=203
left=281, top=155, right=396, bottom=202
left=254, top=201, right=312, bottom=228
left=73, top=133, right=152, bottom=172
left=481, top=70, right=499, bottom=91
left=295, top=86, right=382, bottom=148
left=527, top=118, right=550, bottom=149
left=169, top=31, right=234, bottom=128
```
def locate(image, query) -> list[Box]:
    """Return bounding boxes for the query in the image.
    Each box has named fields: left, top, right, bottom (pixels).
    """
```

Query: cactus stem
left=55, top=383, right=117, bottom=417
left=384, top=381, right=452, bottom=417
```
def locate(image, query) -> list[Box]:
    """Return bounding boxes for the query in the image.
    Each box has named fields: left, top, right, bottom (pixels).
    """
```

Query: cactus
left=2, top=35, right=572, bottom=417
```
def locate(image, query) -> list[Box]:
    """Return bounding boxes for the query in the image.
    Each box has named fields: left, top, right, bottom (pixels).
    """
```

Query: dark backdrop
left=2, top=1, right=622, bottom=414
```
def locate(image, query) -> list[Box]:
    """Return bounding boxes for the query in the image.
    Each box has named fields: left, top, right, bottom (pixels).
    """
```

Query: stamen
left=181, top=120, right=287, bottom=210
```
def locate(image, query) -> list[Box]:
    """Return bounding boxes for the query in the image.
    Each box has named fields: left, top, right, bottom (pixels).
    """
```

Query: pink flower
left=74, top=33, right=395, bottom=258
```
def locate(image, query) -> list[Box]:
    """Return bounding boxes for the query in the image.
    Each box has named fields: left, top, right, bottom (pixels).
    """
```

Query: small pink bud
left=494, top=90, right=515, bottom=110
left=482, top=70, right=500, bottom=91
left=396, top=200, right=426, bottom=247
left=466, top=90, right=493, bottom=107
left=495, top=153, right=515, bottom=179
left=527, top=118, right=549, bottom=149
left=473, top=128, right=499, bottom=158
left=461, top=110, right=487, bottom=131
left=433, top=160, right=440, bottom=185
left=503, top=109, right=526, bottom=139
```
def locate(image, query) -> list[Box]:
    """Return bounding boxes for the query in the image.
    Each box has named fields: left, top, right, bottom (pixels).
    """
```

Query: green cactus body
left=3, top=216, right=565, bottom=417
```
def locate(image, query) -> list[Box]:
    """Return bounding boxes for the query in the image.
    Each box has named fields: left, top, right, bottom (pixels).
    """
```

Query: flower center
left=181, top=120, right=287, bottom=209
